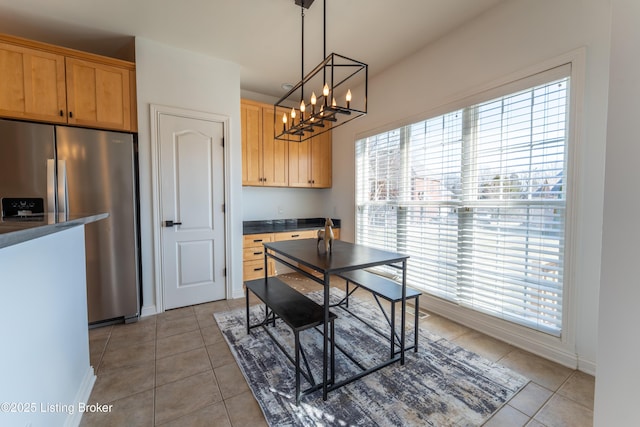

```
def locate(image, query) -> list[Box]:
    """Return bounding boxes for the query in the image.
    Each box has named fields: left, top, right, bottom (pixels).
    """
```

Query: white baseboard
left=423, top=297, right=580, bottom=370
left=578, top=357, right=597, bottom=376
left=64, top=366, right=96, bottom=427
left=140, top=304, right=157, bottom=317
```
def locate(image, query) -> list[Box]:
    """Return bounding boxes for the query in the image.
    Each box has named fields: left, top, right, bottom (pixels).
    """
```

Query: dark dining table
left=263, top=238, right=409, bottom=400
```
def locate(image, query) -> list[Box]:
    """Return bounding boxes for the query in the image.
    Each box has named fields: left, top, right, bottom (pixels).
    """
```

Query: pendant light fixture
left=274, top=0, right=368, bottom=142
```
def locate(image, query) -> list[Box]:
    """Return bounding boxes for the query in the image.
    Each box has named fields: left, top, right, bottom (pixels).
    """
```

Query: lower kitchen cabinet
left=243, top=233, right=275, bottom=282
left=242, top=228, right=340, bottom=282
left=273, top=229, right=317, bottom=241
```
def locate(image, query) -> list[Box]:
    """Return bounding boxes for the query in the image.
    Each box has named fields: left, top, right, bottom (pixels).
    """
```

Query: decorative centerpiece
left=317, top=218, right=334, bottom=253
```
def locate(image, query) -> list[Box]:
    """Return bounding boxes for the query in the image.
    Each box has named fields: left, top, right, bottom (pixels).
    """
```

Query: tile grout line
left=152, top=318, right=157, bottom=427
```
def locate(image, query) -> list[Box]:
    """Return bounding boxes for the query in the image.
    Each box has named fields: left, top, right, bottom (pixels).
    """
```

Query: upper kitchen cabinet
left=241, top=98, right=332, bottom=188
left=288, top=128, right=332, bottom=188
left=66, top=58, right=132, bottom=131
left=241, top=99, right=288, bottom=187
left=0, top=42, right=67, bottom=124
left=0, top=33, right=137, bottom=132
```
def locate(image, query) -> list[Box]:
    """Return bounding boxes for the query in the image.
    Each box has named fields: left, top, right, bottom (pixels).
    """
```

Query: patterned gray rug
left=214, top=290, right=528, bottom=426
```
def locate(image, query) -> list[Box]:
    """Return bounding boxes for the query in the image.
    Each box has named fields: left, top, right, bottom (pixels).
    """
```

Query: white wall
left=330, top=0, right=611, bottom=372
left=242, top=187, right=332, bottom=220
left=0, top=226, right=94, bottom=427
left=135, top=38, right=243, bottom=310
left=594, top=0, right=640, bottom=424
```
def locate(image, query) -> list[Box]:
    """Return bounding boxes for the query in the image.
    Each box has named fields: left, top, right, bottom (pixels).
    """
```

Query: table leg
left=401, top=259, right=407, bottom=365
left=323, top=271, right=330, bottom=401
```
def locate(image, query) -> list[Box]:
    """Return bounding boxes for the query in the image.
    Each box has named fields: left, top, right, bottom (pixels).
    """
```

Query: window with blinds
left=356, top=66, right=569, bottom=336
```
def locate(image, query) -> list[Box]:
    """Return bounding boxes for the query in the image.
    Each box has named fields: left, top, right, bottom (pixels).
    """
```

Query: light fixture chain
left=301, top=4, right=305, bottom=101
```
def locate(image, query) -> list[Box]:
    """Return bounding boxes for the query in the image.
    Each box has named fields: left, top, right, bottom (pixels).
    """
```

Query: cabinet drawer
left=243, top=246, right=267, bottom=261
left=273, top=229, right=317, bottom=241
left=243, top=260, right=274, bottom=281
left=243, top=233, right=273, bottom=248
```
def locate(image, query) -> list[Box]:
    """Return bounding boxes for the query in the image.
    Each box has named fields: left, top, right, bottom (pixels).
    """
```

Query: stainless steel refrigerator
left=0, top=118, right=139, bottom=324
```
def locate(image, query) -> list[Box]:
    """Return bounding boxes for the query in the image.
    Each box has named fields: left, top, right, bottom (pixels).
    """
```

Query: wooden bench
left=336, top=270, right=421, bottom=358
left=245, top=277, right=337, bottom=405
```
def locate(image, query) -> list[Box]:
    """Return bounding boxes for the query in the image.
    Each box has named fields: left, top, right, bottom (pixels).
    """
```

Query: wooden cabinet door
left=288, top=131, right=331, bottom=188
left=0, top=42, right=66, bottom=123
left=310, top=130, right=332, bottom=188
left=262, top=106, right=288, bottom=187
left=65, top=58, right=131, bottom=131
left=288, top=139, right=311, bottom=187
left=240, top=98, right=332, bottom=188
left=241, top=101, right=263, bottom=186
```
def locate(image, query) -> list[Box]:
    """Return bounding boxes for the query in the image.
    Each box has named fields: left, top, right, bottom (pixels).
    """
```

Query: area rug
left=214, top=290, right=528, bottom=426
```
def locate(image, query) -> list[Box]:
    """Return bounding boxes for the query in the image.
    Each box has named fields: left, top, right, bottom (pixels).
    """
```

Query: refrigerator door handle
left=47, top=159, right=56, bottom=215
left=57, top=159, right=68, bottom=219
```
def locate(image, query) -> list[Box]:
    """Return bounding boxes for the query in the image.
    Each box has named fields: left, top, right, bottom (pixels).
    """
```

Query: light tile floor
left=81, top=274, right=594, bottom=426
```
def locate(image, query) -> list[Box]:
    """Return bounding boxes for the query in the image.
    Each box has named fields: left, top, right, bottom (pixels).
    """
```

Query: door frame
left=150, top=104, right=231, bottom=314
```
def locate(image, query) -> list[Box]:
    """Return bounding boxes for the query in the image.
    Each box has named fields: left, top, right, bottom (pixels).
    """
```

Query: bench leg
left=390, top=302, right=396, bottom=359
left=246, top=286, right=250, bottom=335
left=295, top=331, right=301, bottom=406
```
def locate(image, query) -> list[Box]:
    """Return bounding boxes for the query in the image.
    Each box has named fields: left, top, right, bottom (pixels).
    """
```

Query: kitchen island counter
left=0, top=213, right=108, bottom=249
left=0, top=213, right=106, bottom=426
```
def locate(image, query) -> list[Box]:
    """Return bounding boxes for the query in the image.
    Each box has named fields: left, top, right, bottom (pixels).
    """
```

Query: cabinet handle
left=253, top=251, right=263, bottom=255
left=253, top=239, right=263, bottom=243
left=291, top=234, right=300, bottom=238
left=253, top=267, right=264, bottom=272
left=59, top=110, right=64, bottom=117
left=69, top=111, right=73, bottom=118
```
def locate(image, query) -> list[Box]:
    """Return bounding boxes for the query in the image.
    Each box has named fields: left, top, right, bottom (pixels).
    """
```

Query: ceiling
left=0, top=0, right=505, bottom=98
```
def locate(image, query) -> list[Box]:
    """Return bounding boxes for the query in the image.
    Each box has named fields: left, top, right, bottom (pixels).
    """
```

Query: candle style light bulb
left=332, top=97, right=337, bottom=107
left=346, top=89, right=352, bottom=109
left=282, top=113, right=287, bottom=132
left=291, top=108, right=296, bottom=126
left=311, top=92, right=317, bottom=114
left=323, top=83, right=329, bottom=106
left=300, top=100, right=305, bottom=120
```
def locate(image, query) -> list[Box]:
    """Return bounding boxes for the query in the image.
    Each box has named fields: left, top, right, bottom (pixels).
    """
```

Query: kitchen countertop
left=0, top=213, right=108, bottom=249
left=243, top=218, right=341, bottom=235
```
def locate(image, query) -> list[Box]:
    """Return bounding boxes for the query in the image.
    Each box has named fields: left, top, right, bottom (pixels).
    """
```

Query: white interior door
left=159, top=113, right=226, bottom=310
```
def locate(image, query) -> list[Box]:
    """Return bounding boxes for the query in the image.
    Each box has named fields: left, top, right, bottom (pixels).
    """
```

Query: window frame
left=353, top=51, right=584, bottom=366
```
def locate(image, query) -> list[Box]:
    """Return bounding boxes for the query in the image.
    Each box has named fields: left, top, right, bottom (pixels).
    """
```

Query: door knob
left=164, top=220, right=183, bottom=227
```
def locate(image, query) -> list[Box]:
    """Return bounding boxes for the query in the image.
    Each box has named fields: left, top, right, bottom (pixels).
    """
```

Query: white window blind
left=356, top=66, right=569, bottom=336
